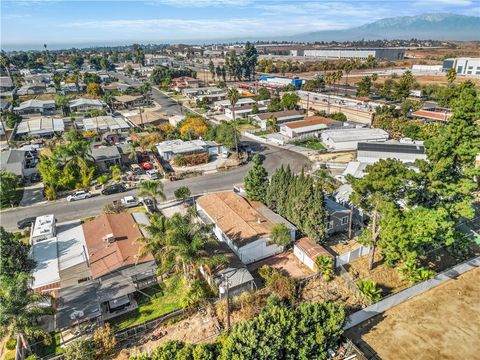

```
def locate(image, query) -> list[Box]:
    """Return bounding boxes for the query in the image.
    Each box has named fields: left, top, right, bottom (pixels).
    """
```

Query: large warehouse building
left=291, top=48, right=405, bottom=61
left=442, top=58, right=480, bottom=76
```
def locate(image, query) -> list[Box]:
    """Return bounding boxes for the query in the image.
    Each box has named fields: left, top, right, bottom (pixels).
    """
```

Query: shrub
left=258, top=265, right=297, bottom=301
left=173, top=153, right=209, bottom=167
left=6, top=337, right=17, bottom=350
left=357, top=279, right=382, bottom=304
left=316, top=254, right=334, bottom=281
left=64, top=338, right=95, bottom=360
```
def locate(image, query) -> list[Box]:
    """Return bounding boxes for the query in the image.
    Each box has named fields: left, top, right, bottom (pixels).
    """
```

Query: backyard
left=346, top=266, right=480, bottom=360
left=110, top=275, right=185, bottom=331
left=293, top=138, right=326, bottom=151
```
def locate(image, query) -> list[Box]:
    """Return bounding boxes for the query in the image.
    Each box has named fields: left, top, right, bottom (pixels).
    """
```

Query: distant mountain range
left=285, top=13, right=480, bottom=42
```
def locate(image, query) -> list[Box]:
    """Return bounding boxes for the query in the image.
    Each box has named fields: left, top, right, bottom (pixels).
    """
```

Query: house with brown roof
left=127, top=111, right=168, bottom=127
left=196, top=191, right=296, bottom=264
left=172, top=76, right=200, bottom=91
left=82, top=213, right=156, bottom=320
left=293, top=237, right=335, bottom=272
left=280, top=116, right=343, bottom=139
left=114, top=94, right=145, bottom=109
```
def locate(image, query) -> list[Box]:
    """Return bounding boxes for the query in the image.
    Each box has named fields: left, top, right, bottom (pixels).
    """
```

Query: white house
left=196, top=192, right=296, bottom=264
left=321, top=128, right=389, bottom=151
left=251, top=110, right=305, bottom=130
left=214, top=97, right=255, bottom=111
left=14, top=99, right=56, bottom=115
left=280, top=116, right=343, bottom=139
left=225, top=105, right=267, bottom=120
left=156, top=139, right=220, bottom=161
left=69, top=98, right=105, bottom=112
left=356, top=141, right=426, bottom=164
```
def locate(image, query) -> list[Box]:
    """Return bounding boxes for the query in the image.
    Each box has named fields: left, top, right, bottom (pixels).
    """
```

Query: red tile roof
left=412, top=110, right=452, bottom=122
left=285, top=116, right=341, bottom=129
left=295, top=237, right=334, bottom=260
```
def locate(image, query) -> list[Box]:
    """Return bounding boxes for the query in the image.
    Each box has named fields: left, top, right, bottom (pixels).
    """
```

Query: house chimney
left=257, top=218, right=262, bottom=224
left=104, top=233, right=115, bottom=244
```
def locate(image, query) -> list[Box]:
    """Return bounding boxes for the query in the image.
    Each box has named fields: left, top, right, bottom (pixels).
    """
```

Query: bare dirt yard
left=346, top=266, right=480, bottom=360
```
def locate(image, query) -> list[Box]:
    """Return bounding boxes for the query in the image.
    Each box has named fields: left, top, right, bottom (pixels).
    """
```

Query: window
left=327, top=221, right=333, bottom=230
left=77, top=277, right=91, bottom=284
left=341, top=216, right=349, bottom=225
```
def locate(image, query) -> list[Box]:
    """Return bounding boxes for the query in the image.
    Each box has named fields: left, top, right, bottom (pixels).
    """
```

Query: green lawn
left=32, top=332, right=64, bottom=358
left=293, top=138, right=326, bottom=151
left=110, top=275, right=185, bottom=331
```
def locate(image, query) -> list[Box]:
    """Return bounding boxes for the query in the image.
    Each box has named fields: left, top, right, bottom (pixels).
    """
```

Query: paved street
left=0, top=143, right=308, bottom=231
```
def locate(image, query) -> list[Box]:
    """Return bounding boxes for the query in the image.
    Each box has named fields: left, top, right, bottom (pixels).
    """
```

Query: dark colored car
left=17, top=217, right=37, bottom=229
left=142, top=198, right=157, bottom=214
left=101, top=184, right=126, bottom=195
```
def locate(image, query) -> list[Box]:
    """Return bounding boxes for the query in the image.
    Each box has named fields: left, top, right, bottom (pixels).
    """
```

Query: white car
left=67, top=190, right=92, bottom=202
left=146, top=170, right=160, bottom=180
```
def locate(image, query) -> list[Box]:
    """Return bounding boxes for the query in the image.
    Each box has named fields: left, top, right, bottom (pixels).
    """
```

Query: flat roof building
left=14, top=99, right=56, bottom=115
left=156, top=139, right=220, bottom=161
left=443, top=57, right=480, bottom=76
left=251, top=110, right=305, bottom=130
left=76, top=116, right=130, bottom=133
left=15, top=117, right=65, bottom=138
left=280, top=116, right=343, bottom=139
left=357, top=141, right=426, bottom=164
left=321, top=128, right=389, bottom=151
left=297, top=48, right=405, bottom=61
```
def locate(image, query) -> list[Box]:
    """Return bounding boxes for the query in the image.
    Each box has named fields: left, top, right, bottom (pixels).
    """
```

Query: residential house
left=196, top=192, right=296, bottom=264
left=82, top=213, right=156, bottom=321
left=127, top=111, right=168, bottom=128
left=75, top=116, right=131, bottom=133
left=0, top=98, right=11, bottom=112
left=280, top=116, right=343, bottom=139
left=17, top=84, right=48, bottom=95
left=102, top=82, right=132, bottom=93
left=23, top=73, right=52, bottom=85
left=91, top=144, right=131, bottom=172
left=29, top=216, right=90, bottom=296
left=320, top=128, right=389, bottom=151
left=156, top=139, right=221, bottom=161
left=411, top=107, right=452, bottom=122
left=356, top=141, right=426, bottom=164
left=0, top=76, right=14, bottom=94
left=182, top=86, right=224, bottom=98
left=145, top=57, right=171, bottom=66
left=114, top=94, right=145, bottom=109
left=0, top=149, right=38, bottom=178
left=15, top=117, right=65, bottom=139
left=69, top=98, right=105, bottom=113
left=214, top=98, right=255, bottom=111
left=61, top=82, right=86, bottom=93
left=294, top=237, right=335, bottom=272
left=251, top=110, right=305, bottom=130
left=225, top=105, right=268, bottom=120
left=325, top=198, right=352, bottom=235
left=199, top=242, right=255, bottom=300
left=172, top=76, right=200, bottom=91
left=14, top=99, right=56, bottom=115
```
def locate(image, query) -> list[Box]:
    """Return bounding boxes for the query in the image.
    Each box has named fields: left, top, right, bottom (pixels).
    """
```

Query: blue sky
left=1, top=0, right=479, bottom=49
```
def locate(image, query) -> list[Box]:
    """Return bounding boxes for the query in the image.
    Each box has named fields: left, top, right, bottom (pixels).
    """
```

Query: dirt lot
left=248, top=250, right=314, bottom=279
left=347, top=266, right=480, bottom=360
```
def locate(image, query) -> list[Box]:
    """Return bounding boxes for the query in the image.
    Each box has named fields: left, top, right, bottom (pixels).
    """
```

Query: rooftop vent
left=104, top=233, right=115, bottom=243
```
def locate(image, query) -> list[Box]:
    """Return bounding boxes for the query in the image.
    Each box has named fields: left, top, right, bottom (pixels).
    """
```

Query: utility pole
left=225, top=278, right=230, bottom=330
left=306, top=92, right=310, bottom=117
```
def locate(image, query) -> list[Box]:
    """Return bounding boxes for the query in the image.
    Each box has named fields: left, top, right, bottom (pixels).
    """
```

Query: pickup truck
left=113, top=196, right=140, bottom=208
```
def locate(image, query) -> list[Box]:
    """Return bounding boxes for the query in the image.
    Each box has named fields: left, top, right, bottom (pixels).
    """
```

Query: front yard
left=110, top=275, right=185, bottom=331
left=293, top=138, right=326, bottom=151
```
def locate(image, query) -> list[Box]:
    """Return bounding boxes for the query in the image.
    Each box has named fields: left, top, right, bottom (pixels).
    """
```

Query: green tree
left=92, top=323, right=117, bottom=357
left=280, top=93, right=300, bottom=110
left=255, top=87, right=270, bottom=101
left=135, top=213, right=170, bottom=261
left=0, top=227, right=36, bottom=277
left=0, top=273, right=53, bottom=349
left=357, top=279, right=382, bottom=304
left=54, top=94, right=69, bottom=116
left=208, top=60, right=215, bottom=81
left=244, top=154, right=269, bottom=202
left=356, top=76, right=372, bottom=97
left=138, top=180, right=166, bottom=208
left=269, top=223, right=291, bottom=247
left=446, top=68, right=457, bottom=84
left=241, top=42, right=258, bottom=80
left=64, top=338, right=95, bottom=360
left=0, top=170, right=19, bottom=208
left=174, top=186, right=191, bottom=204
left=394, top=70, right=416, bottom=100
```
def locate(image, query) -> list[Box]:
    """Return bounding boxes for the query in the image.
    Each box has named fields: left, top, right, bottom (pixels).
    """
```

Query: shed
left=294, top=237, right=334, bottom=272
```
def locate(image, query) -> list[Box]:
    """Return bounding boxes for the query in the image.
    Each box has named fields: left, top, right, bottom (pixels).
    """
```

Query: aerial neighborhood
left=0, top=3, right=479, bottom=360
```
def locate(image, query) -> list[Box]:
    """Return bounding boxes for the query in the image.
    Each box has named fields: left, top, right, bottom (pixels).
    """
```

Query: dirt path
left=347, top=266, right=480, bottom=360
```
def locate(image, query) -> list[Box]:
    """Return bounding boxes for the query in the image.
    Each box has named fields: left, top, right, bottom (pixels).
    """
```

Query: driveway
left=0, top=143, right=309, bottom=231
left=19, top=182, right=45, bottom=206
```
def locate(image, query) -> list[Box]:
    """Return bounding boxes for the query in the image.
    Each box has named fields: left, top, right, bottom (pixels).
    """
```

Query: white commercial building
left=321, top=128, right=389, bottom=151
left=443, top=58, right=480, bottom=76
left=356, top=141, right=426, bottom=164
left=295, top=48, right=405, bottom=61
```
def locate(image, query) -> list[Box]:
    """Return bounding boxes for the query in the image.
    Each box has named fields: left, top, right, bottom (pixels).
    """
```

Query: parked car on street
left=67, top=190, right=92, bottom=202
left=140, top=161, right=153, bottom=170
left=113, top=195, right=140, bottom=208
left=142, top=198, right=157, bottom=214
left=17, top=217, right=37, bottom=229
left=146, top=169, right=160, bottom=180
left=101, top=184, right=126, bottom=195
left=222, top=149, right=230, bottom=159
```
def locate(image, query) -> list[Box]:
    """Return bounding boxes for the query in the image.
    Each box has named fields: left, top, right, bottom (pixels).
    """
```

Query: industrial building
left=291, top=48, right=405, bottom=61
left=321, top=128, right=389, bottom=151
left=442, top=58, right=480, bottom=76
left=259, top=75, right=303, bottom=88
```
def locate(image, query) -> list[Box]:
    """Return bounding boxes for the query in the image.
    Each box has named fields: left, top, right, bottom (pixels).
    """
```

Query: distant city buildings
left=290, top=48, right=405, bottom=61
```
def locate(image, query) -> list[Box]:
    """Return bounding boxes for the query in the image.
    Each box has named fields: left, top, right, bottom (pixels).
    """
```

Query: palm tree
left=138, top=180, right=166, bottom=208
left=0, top=53, right=13, bottom=81
left=135, top=213, right=169, bottom=262
left=102, top=92, right=115, bottom=112
left=344, top=62, right=352, bottom=95
left=55, top=94, right=68, bottom=116
left=226, top=87, right=240, bottom=154
left=0, top=273, right=54, bottom=355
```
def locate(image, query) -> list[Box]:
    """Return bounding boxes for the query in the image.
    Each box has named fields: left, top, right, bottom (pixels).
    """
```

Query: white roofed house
left=225, top=104, right=268, bottom=120
left=75, top=115, right=131, bottom=134
left=280, top=116, right=343, bottom=139
left=69, top=98, right=105, bottom=113
left=14, top=99, right=56, bottom=115
left=320, top=128, right=389, bottom=151
left=214, top=97, right=255, bottom=111
left=15, top=117, right=65, bottom=139
left=196, top=192, right=296, bottom=264
left=251, top=110, right=305, bottom=130
left=156, top=139, right=221, bottom=161
left=356, top=141, right=426, bottom=164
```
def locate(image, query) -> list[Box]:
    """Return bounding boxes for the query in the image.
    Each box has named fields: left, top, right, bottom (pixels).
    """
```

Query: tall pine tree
left=244, top=154, right=269, bottom=202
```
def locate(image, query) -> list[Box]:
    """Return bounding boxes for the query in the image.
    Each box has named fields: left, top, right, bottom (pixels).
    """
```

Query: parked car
left=17, top=217, right=37, bottom=229
left=146, top=169, right=160, bottom=180
left=142, top=198, right=157, bottom=214
left=101, top=184, right=126, bottom=195
left=131, top=164, right=143, bottom=175
left=67, top=190, right=92, bottom=202
left=113, top=195, right=139, bottom=208
left=140, top=161, right=153, bottom=170
left=221, top=149, right=230, bottom=159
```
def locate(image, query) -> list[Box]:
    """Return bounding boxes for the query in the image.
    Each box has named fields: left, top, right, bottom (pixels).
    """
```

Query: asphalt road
left=0, top=143, right=308, bottom=232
